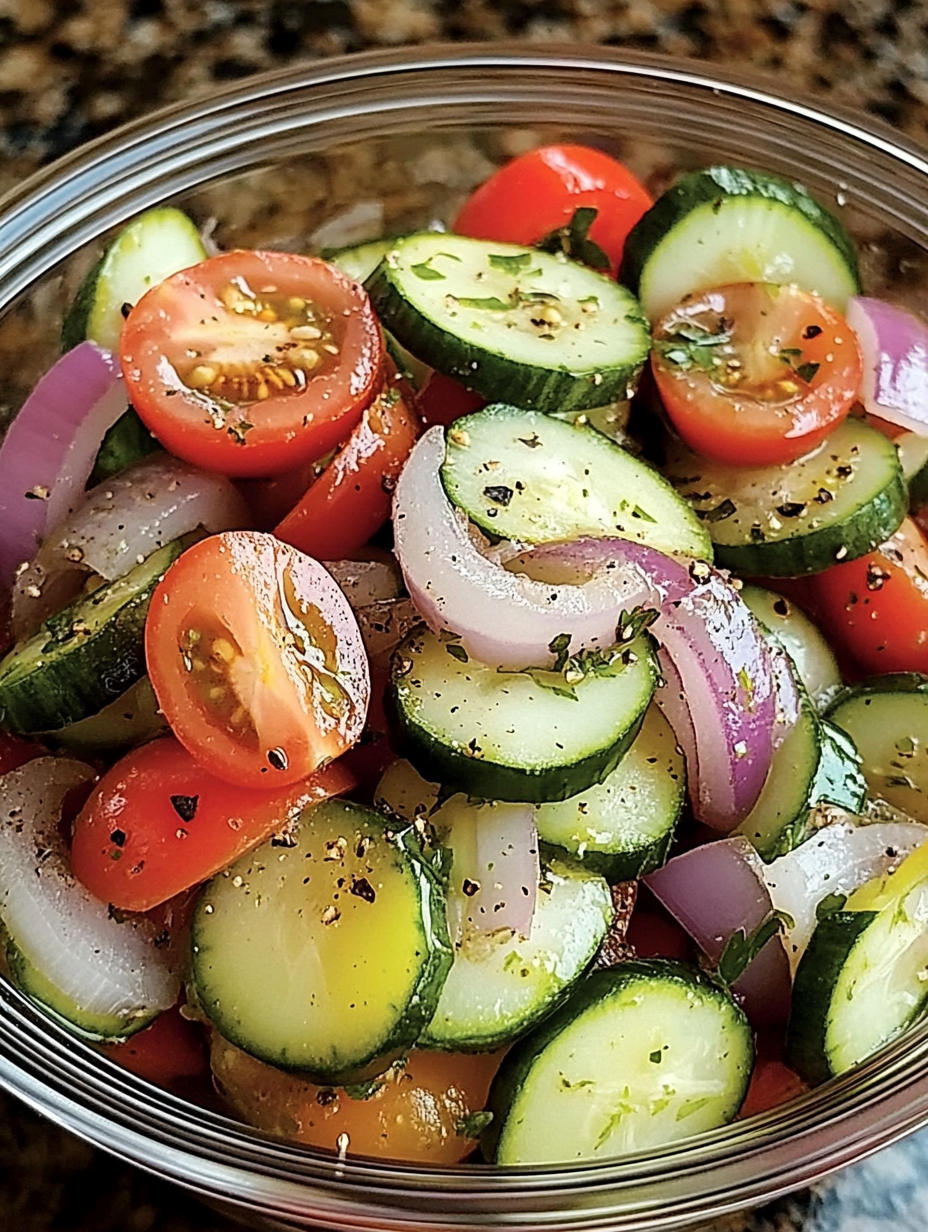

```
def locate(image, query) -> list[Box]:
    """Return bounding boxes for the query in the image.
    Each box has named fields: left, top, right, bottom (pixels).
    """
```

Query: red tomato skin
left=274, top=375, right=420, bottom=560
left=71, top=735, right=355, bottom=911
left=146, top=532, right=370, bottom=789
left=454, top=144, right=652, bottom=276
left=120, top=251, right=384, bottom=479
left=100, top=1004, right=209, bottom=1089
left=651, top=284, right=862, bottom=468
left=417, top=372, right=486, bottom=428
left=806, top=517, right=928, bottom=676
left=738, top=1060, right=807, bottom=1120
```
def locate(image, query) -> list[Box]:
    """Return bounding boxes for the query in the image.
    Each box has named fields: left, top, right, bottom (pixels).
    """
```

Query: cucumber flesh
left=486, top=961, right=753, bottom=1164
left=327, top=238, right=393, bottom=285
left=827, top=674, right=928, bottom=823
left=740, top=585, right=842, bottom=712
left=534, top=703, right=684, bottom=882
left=787, top=847, right=928, bottom=1084
left=664, top=417, right=907, bottom=577
left=421, top=854, right=612, bottom=1052
left=191, top=797, right=451, bottom=1084
left=388, top=624, right=657, bottom=804
left=441, top=403, right=711, bottom=560
left=62, top=207, right=208, bottom=352
left=0, top=533, right=196, bottom=734
left=367, top=232, right=650, bottom=414
left=621, top=165, right=860, bottom=321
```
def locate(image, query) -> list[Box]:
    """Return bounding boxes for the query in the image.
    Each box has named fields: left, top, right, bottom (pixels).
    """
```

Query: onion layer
left=0, top=757, right=182, bottom=1031
left=846, top=296, right=928, bottom=435
left=645, top=836, right=792, bottom=1025
left=763, top=819, right=928, bottom=972
left=12, top=453, right=249, bottom=639
left=0, top=343, right=127, bottom=587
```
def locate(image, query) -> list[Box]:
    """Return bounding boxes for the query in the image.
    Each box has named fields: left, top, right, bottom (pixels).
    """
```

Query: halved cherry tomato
left=71, top=734, right=354, bottom=910
left=100, top=1004, right=209, bottom=1092
left=806, top=516, right=928, bottom=676
left=120, top=251, right=384, bottom=478
left=211, top=1035, right=504, bottom=1164
left=417, top=371, right=486, bottom=428
left=274, top=369, right=420, bottom=560
left=145, top=531, right=370, bottom=788
left=454, top=144, right=652, bottom=276
left=652, top=282, right=862, bottom=467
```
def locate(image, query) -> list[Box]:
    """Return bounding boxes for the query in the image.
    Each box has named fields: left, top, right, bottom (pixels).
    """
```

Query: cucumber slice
left=388, top=624, right=657, bottom=804
left=787, top=844, right=928, bottom=1083
left=191, top=797, right=451, bottom=1084
left=736, top=693, right=865, bottom=861
left=664, top=417, right=907, bottom=576
left=485, top=961, right=753, bottom=1164
left=421, top=853, right=612, bottom=1052
left=0, top=533, right=196, bottom=734
left=327, top=237, right=393, bottom=285
left=62, top=207, right=208, bottom=352
left=740, top=585, right=842, bottom=712
left=366, top=233, right=650, bottom=414
left=40, top=676, right=167, bottom=755
left=441, top=404, right=711, bottom=560
left=620, top=165, right=861, bottom=321
left=534, top=703, right=684, bottom=882
left=827, top=674, right=928, bottom=823
left=88, top=407, right=160, bottom=486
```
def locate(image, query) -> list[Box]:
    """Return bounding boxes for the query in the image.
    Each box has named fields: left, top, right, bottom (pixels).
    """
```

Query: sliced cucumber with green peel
left=0, top=533, right=196, bottom=734
left=191, top=797, right=451, bottom=1083
left=62, top=207, right=208, bottom=352
left=534, top=703, right=684, bottom=881
left=787, top=842, right=928, bottom=1084
left=664, top=417, right=907, bottom=576
left=327, top=237, right=393, bottom=285
left=827, top=674, right=928, bottom=823
left=484, top=960, right=753, bottom=1164
left=620, top=165, right=861, bottom=321
left=388, top=624, right=657, bottom=804
left=40, top=676, right=167, bottom=755
left=366, top=233, right=650, bottom=414
left=441, top=404, right=711, bottom=560
left=740, top=584, right=842, bottom=711
left=736, top=693, right=865, bottom=861
left=421, top=855, right=612, bottom=1052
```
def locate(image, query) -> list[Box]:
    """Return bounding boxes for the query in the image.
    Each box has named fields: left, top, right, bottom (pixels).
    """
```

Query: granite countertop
left=4, top=1, right=928, bottom=1229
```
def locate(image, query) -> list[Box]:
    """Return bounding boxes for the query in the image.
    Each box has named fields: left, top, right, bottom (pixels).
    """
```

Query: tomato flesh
left=275, top=370, right=420, bottom=560
left=652, top=282, right=862, bottom=467
left=121, top=251, right=384, bottom=478
left=454, top=143, right=652, bottom=276
left=100, top=1004, right=209, bottom=1092
left=806, top=517, right=928, bottom=676
left=71, top=734, right=354, bottom=910
left=145, top=531, right=370, bottom=788
left=211, top=1036, right=504, bottom=1164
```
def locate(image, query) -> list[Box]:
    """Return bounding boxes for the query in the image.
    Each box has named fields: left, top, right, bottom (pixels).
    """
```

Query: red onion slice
left=527, top=538, right=778, bottom=830
left=12, top=454, right=249, bottom=639
left=763, top=819, right=928, bottom=972
left=846, top=296, right=928, bottom=434
left=441, top=796, right=539, bottom=943
left=0, top=757, right=182, bottom=1022
left=392, top=427, right=659, bottom=670
left=0, top=343, right=127, bottom=587
left=646, top=836, right=792, bottom=1025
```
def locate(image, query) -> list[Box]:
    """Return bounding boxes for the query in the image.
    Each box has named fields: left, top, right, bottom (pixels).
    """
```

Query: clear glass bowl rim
left=2, top=41, right=928, bottom=1232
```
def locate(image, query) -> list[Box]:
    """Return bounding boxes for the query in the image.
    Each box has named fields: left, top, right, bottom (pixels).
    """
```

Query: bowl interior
left=2, top=43, right=928, bottom=1232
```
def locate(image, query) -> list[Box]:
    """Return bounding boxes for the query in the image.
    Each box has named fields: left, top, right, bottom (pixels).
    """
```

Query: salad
left=1, top=140, right=928, bottom=1169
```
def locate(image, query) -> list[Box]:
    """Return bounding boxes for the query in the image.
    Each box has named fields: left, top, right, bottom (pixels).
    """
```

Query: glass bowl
left=2, top=42, right=928, bottom=1232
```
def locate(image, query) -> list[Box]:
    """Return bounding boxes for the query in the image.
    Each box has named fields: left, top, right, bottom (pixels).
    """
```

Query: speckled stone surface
left=4, top=1, right=928, bottom=1229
